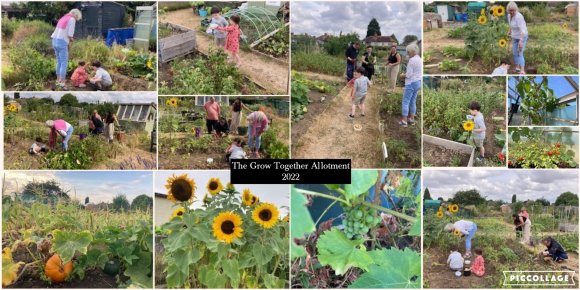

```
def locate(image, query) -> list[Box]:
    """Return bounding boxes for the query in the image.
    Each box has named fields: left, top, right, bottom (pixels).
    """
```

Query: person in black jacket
left=540, top=236, right=568, bottom=262
left=361, top=46, right=376, bottom=80
left=345, top=42, right=360, bottom=82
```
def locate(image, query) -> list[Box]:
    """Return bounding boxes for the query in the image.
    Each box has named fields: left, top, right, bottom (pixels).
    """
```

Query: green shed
left=467, top=2, right=487, bottom=14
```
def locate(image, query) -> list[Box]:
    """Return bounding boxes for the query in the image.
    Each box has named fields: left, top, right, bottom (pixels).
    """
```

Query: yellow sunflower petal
left=171, top=207, right=186, bottom=220
left=436, top=211, right=444, bottom=218
left=252, top=203, right=280, bottom=229
left=478, top=15, right=487, bottom=25
left=165, top=174, right=196, bottom=203
left=463, top=120, right=475, bottom=131
left=496, top=6, right=505, bottom=17
left=242, top=189, right=254, bottom=206
left=212, top=212, right=243, bottom=244
left=206, top=178, right=224, bottom=195
left=498, top=39, right=507, bottom=48
left=453, top=229, right=462, bottom=236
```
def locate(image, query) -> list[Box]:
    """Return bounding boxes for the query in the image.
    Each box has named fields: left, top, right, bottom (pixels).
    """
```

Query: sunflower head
left=166, top=98, right=178, bottom=107
left=453, top=229, right=462, bottom=236
left=498, top=39, right=507, bottom=48
left=165, top=174, right=196, bottom=203
left=463, top=120, right=475, bottom=131
left=171, top=207, right=186, bottom=220
left=436, top=211, right=444, bottom=218
left=450, top=204, right=459, bottom=213
left=6, top=104, right=17, bottom=112
left=226, top=182, right=235, bottom=191
left=212, top=212, right=243, bottom=244
left=478, top=15, right=487, bottom=25
left=252, top=203, right=280, bottom=229
left=562, top=23, right=569, bottom=29
left=250, top=195, right=260, bottom=206
left=495, top=6, right=505, bottom=17
left=242, top=189, right=254, bottom=206
left=206, top=178, right=224, bottom=195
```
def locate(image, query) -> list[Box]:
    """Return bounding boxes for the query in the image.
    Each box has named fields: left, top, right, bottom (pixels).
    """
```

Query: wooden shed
left=500, top=204, right=511, bottom=213
left=566, top=3, right=577, bottom=17
left=116, top=102, right=157, bottom=134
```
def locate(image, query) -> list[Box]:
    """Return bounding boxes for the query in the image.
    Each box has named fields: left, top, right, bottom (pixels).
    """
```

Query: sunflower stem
left=293, top=188, right=348, bottom=205
left=360, top=201, right=416, bottom=223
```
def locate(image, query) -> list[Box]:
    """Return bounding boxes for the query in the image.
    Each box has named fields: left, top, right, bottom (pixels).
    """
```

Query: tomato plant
left=508, top=128, right=578, bottom=168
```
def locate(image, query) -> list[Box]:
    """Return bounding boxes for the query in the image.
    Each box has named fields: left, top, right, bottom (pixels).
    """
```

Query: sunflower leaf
left=349, top=248, right=421, bottom=288
left=252, top=243, right=275, bottom=266
left=221, top=259, right=240, bottom=287
left=316, top=228, right=372, bottom=275
left=263, top=273, right=285, bottom=288
left=124, top=251, right=153, bottom=288
left=290, top=186, right=315, bottom=259
left=344, top=170, right=378, bottom=202
left=199, top=265, right=226, bottom=288
left=409, top=220, right=421, bottom=237
left=51, top=230, right=93, bottom=263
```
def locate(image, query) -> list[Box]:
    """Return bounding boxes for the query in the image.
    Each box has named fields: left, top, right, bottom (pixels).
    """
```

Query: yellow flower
left=283, top=214, right=289, bottom=222
left=5, top=104, right=17, bottom=112
left=212, top=212, right=243, bottom=244
left=450, top=204, right=459, bottom=213
left=562, top=23, right=569, bottom=29
left=166, top=98, right=178, bottom=107
left=480, top=8, right=485, bottom=16
left=478, top=15, right=487, bottom=25
left=252, top=203, right=280, bottom=229
left=226, top=182, right=235, bottom=191
left=453, top=229, right=462, bottom=236
left=2, top=247, right=24, bottom=287
left=498, top=39, right=507, bottom=48
left=251, top=195, right=260, bottom=206
left=171, top=207, right=185, bottom=219
left=165, top=174, right=196, bottom=203
left=242, top=189, right=254, bottom=206
left=495, top=6, right=505, bottom=17
left=463, top=120, right=475, bottom=131
left=436, top=211, right=444, bottom=218
left=146, top=56, right=154, bottom=69
left=206, top=178, right=224, bottom=195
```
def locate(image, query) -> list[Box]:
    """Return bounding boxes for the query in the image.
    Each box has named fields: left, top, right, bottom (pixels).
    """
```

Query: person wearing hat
left=444, top=220, right=478, bottom=258
left=46, top=119, right=74, bottom=151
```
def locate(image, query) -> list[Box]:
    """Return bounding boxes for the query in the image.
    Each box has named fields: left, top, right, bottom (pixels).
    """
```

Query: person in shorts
left=349, top=67, right=371, bottom=118
left=469, top=101, right=486, bottom=161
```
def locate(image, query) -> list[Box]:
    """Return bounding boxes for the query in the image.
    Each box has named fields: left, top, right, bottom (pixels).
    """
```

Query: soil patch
left=423, top=142, right=471, bottom=167
left=9, top=268, right=118, bottom=288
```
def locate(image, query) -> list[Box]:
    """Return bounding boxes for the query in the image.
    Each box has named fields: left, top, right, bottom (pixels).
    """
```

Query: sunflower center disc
left=209, top=182, right=219, bottom=191
left=172, top=180, right=192, bottom=201
left=221, top=221, right=235, bottom=234
left=259, top=210, right=272, bottom=221
left=177, top=211, right=183, bottom=216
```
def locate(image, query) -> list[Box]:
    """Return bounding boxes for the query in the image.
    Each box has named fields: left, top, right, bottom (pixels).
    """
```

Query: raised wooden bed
left=159, top=22, right=197, bottom=63
left=423, top=134, right=475, bottom=167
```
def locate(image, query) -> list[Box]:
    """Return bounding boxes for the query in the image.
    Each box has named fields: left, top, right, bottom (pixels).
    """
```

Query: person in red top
left=471, top=248, right=485, bottom=277
left=216, top=15, right=241, bottom=67
left=70, top=61, right=88, bottom=87
left=203, top=97, right=221, bottom=134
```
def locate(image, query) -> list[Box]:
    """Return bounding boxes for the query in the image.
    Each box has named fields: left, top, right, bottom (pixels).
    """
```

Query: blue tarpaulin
left=106, top=28, right=135, bottom=47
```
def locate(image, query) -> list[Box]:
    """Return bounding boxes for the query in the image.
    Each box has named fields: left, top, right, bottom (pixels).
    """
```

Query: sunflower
left=463, top=120, right=475, bottom=131
left=206, top=178, right=224, bottom=195
left=166, top=98, right=178, bottom=107
left=453, top=229, right=462, bottom=236
left=480, top=8, right=485, bottom=16
left=171, top=207, right=186, bottom=219
left=242, top=189, right=254, bottom=206
left=5, top=104, right=17, bottom=112
left=478, top=15, right=487, bottom=25
left=495, top=6, right=505, bottom=17
left=450, top=204, right=459, bottom=213
left=436, top=211, right=444, bottom=218
left=165, top=174, right=196, bottom=203
left=252, top=203, right=280, bottom=229
left=212, top=212, right=243, bottom=244
left=226, top=182, right=235, bottom=191
left=562, top=23, right=569, bottom=29
left=250, top=195, right=260, bottom=206
left=498, top=39, right=507, bottom=48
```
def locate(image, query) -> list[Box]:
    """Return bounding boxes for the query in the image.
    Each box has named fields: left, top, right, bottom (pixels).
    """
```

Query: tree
left=535, top=197, right=550, bottom=206
left=20, top=180, right=70, bottom=204
left=402, top=35, right=418, bottom=45
left=437, top=197, right=444, bottom=202
left=59, top=93, right=79, bottom=107
left=323, top=32, right=361, bottom=56
left=85, top=197, right=89, bottom=204
left=450, top=189, right=486, bottom=206
left=389, top=33, right=399, bottom=45
left=366, top=18, right=381, bottom=37
left=512, top=194, right=517, bottom=203
left=111, top=194, right=130, bottom=212
left=131, top=194, right=153, bottom=211
left=555, top=192, right=578, bottom=206
left=423, top=188, right=432, bottom=200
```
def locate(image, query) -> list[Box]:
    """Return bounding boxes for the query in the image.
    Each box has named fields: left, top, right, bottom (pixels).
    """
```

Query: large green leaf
left=221, top=259, right=240, bottom=288
left=252, top=243, right=274, bottom=266
left=263, top=273, right=285, bottom=288
left=290, top=186, right=315, bottom=259
left=124, top=251, right=153, bottom=288
left=344, top=170, right=378, bottom=201
left=408, top=220, right=421, bottom=237
left=165, top=263, right=188, bottom=288
left=199, top=265, right=226, bottom=288
left=316, top=228, right=372, bottom=275
left=349, top=248, right=421, bottom=288
left=51, top=230, right=93, bottom=263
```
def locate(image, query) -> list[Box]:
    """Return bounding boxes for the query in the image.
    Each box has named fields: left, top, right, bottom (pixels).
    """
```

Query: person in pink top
left=51, top=9, right=82, bottom=88
left=45, top=119, right=74, bottom=151
left=71, top=61, right=88, bottom=87
left=471, top=248, right=486, bottom=277
left=246, top=109, right=269, bottom=158
left=203, top=97, right=221, bottom=134
left=216, top=15, right=241, bottom=67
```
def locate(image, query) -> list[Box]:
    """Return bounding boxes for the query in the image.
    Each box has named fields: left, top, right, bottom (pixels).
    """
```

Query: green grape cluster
left=341, top=204, right=382, bottom=239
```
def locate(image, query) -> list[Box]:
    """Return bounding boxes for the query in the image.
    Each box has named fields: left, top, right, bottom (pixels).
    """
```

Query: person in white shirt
left=51, top=9, right=82, bottom=88
left=507, top=2, right=528, bottom=74
left=447, top=244, right=464, bottom=271
left=445, top=220, right=478, bottom=258
left=491, top=59, right=510, bottom=76
left=89, top=61, right=113, bottom=90
left=399, top=44, right=422, bottom=127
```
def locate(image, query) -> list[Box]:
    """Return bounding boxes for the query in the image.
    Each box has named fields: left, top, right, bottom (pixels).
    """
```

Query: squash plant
left=159, top=176, right=289, bottom=288
left=291, top=170, right=421, bottom=288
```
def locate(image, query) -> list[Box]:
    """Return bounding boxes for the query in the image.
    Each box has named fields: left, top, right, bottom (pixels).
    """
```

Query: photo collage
left=0, top=0, right=578, bottom=289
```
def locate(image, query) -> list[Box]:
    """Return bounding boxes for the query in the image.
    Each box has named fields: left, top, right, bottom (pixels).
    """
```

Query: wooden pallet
left=159, top=23, right=197, bottom=63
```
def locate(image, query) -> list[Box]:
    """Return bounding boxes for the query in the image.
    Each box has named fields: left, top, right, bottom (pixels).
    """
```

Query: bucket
left=199, top=9, right=207, bottom=17
left=116, top=131, right=125, bottom=143
left=238, top=126, right=248, bottom=135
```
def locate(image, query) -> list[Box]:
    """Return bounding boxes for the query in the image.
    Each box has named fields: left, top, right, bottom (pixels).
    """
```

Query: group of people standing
left=88, top=110, right=120, bottom=143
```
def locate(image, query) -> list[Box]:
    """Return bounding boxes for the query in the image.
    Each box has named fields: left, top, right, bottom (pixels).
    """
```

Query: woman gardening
left=445, top=219, right=478, bottom=258
left=45, top=119, right=74, bottom=151
left=51, top=9, right=82, bottom=89
left=246, top=109, right=269, bottom=158
left=507, top=1, right=528, bottom=74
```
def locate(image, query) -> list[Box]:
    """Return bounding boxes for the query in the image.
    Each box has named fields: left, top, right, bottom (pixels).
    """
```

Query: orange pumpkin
left=44, top=254, right=73, bottom=283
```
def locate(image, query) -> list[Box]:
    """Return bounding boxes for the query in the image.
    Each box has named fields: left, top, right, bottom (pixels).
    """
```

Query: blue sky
left=509, top=76, right=579, bottom=100
left=4, top=171, right=153, bottom=203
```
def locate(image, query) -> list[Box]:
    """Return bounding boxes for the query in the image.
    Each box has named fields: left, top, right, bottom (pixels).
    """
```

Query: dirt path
left=292, top=84, right=383, bottom=168
left=160, top=9, right=289, bottom=95
left=423, top=29, right=464, bottom=52
left=298, top=71, right=344, bottom=83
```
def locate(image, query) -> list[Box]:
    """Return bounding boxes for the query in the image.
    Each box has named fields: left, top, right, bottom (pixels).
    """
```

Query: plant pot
left=116, top=131, right=125, bottom=143
left=238, top=126, right=248, bottom=135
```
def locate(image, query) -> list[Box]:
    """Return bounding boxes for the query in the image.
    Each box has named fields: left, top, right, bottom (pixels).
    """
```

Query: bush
left=7, top=46, right=54, bottom=89
left=69, top=39, right=112, bottom=66
left=291, top=51, right=345, bottom=76
left=1, top=17, right=20, bottom=39
left=21, top=34, right=54, bottom=56
left=42, top=137, right=112, bottom=169
left=11, top=20, right=54, bottom=44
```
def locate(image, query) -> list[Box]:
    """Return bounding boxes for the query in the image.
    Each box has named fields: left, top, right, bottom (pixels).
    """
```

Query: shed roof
left=363, top=35, right=396, bottom=43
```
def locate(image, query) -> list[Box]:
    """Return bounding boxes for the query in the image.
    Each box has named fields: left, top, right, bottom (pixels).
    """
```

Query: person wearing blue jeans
left=62, top=125, right=74, bottom=151
left=507, top=2, right=528, bottom=74
left=52, top=38, right=69, bottom=84
left=511, top=36, right=527, bottom=72
left=400, top=43, right=422, bottom=127
left=445, top=220, right=477, bottom=258
left=51, top=9, right=82, bottom=87
left=247, top=123, right=261, bottom=154
left=246, top=110, right=269, bottom=158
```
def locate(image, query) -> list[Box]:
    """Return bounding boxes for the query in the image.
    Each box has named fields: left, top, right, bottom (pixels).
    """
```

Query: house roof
left=363, top=35, right=396, bottom=43
left=316, top=33, right=331, bottom=42
left=155, top=192, right=167, bottom=198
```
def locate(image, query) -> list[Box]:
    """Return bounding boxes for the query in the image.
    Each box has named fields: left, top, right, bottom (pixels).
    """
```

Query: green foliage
left=42, top=137, right=112, bottom=169
left=111, top=194, right=131, bottom=212
left=366, top=18, right=382, bottom=38
left=463, top=11, right=510, bottom=69
left=323, top=33, right=361, bottom=56
left=450, top=189, right=486, bottom=206
left=1, top=16, right=20, bottom=39
left=442, top=46, right=466, bottom=58
left=448, top=26, right=467, bottom=38
left=51, top=230, right=94, bottom=263
left=70, top=40, right=112, bottom=66
left=113, top=53, right=156, bottom=81
left=7, top=46, right=54, bottom=90
left=317, top=229, right=373, bottom=275
left=255, top=25, right=289, bottom=57
left=131, top=194, right=153, bottom=211
left=290, top=186, right=315, bottom=259
left=291, top=52, right=345, bottom=76
left=515, top=77, right=558, bottom=125
left=438, top=59, right=460, bottom=71
left=555, top=192, right=579, bottom=206
left=349, top=248, right=421, bottom=288
left=59, top=93, right=79, bottom=107
left=508, top=129, right=577, bottom=168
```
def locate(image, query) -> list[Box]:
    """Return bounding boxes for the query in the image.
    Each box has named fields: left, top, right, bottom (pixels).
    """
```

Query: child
left=540, top=236, right=568, bottom=262
left=71, top=61, right=88, bottom=87
left=349, top=67, right=371, bottom=118
left=29, top=138, right=48, bottom=155
left=89, top=61, right=113, bottom=91
left=215, top=117, right=229, bottom=137
left=513, top=214, right=523, bottom=239
left=469, top=101, right=486, bottom=161
left=447, top=244, right=464, bottom=271
left=491, top=59, right=510, bottom=76
left=472, top=248, right=485, bottom=277
left=216, top=15, right=241, bottom=67
left=226, top=138, right=247, bottom=163
left=210, top=7, right=228, bottom=48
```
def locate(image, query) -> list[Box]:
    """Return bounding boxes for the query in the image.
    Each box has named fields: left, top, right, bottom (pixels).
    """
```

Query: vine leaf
left=316, top=228, right=372, bottom=275
left=349, top=248, right=421, bottom=288
left=51, top=230, right=93, bottom=263
left=290, top=186, right=315, bottom=259
left=125, top=251, right=153, bottom=288
left=2, top=248, right=24, bottom=287
left=344, top=170, right=378, bottom=202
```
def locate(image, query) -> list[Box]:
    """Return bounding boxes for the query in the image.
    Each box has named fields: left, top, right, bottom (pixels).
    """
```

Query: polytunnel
left=223, top=6, right=284, bottom=46
left=508, top=76, right=579, bottom=126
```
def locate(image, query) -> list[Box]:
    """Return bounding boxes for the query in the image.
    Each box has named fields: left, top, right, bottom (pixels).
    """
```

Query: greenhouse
left=508, top=127, right=579, bottom=168
left=223, top=3, right=287, bottom=46
left=508, top=76, right=579, bottom=126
